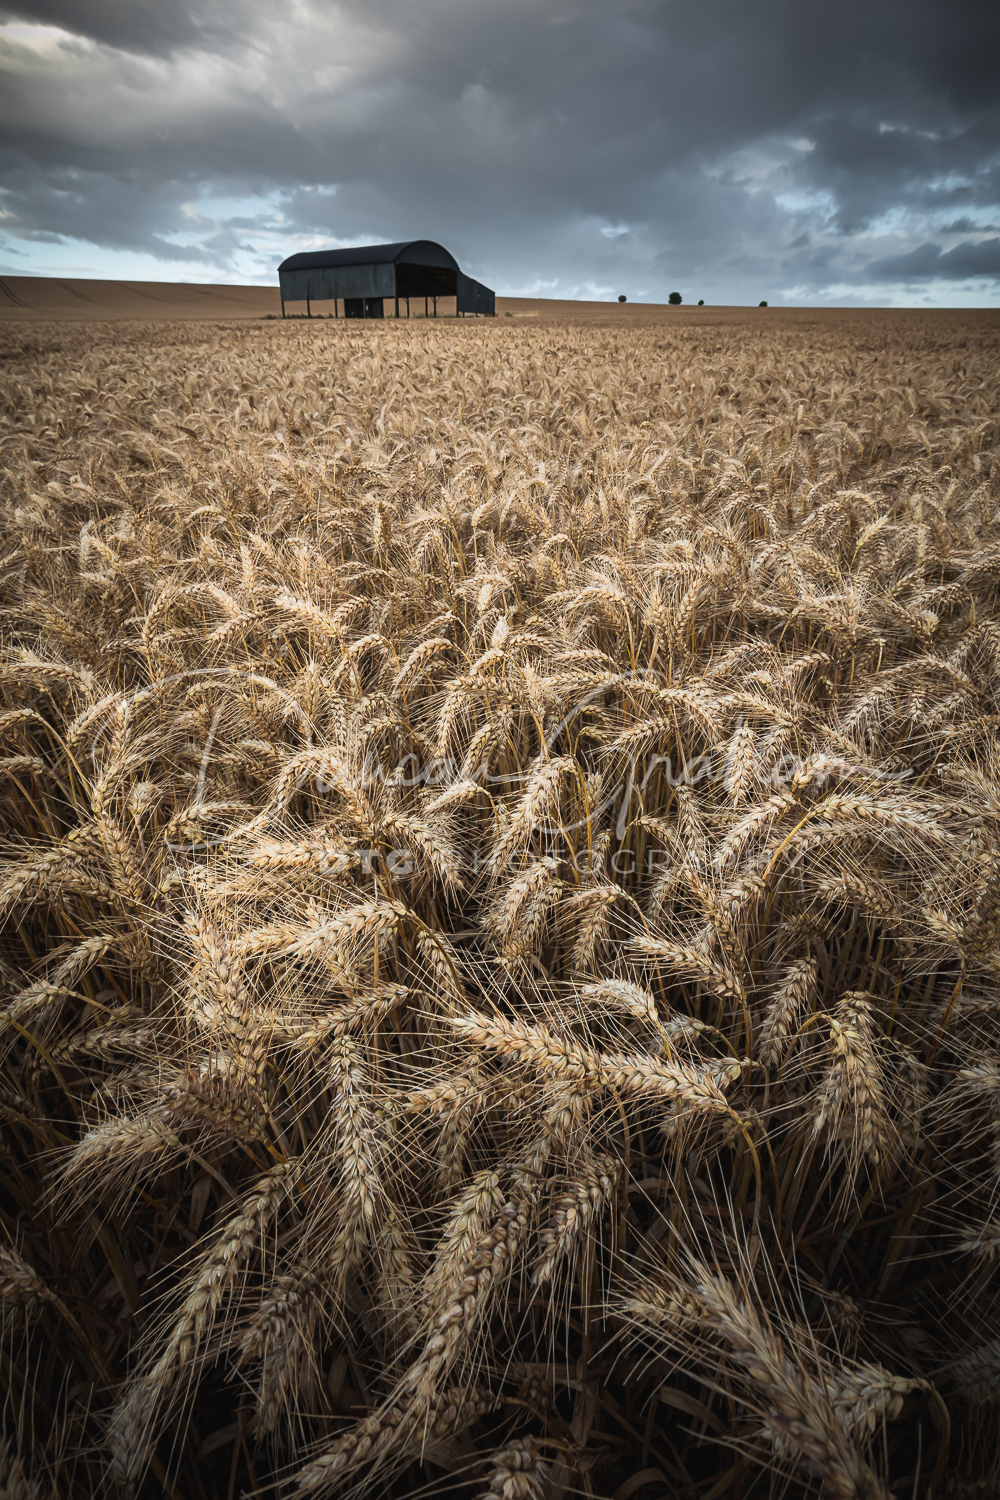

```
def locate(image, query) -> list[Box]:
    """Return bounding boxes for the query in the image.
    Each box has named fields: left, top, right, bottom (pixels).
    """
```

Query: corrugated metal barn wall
left=278, top=262, right=396, bottom=304
left=456, top=273, right=495, bottom=316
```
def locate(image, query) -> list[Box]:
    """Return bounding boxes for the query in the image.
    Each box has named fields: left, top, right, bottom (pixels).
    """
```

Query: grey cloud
left=870, top=237, right=1000, bottom=281
left=6, top=228, right=64, bottom=243
left=0, top=0, right=998, bottom=301
left=0, top=158, right=243, bottom=266
left=792, top=115, right=1000, bottom=235
left=943, top=219, right=1000, bottom=234
left=0, top=0, right=255, bottom=57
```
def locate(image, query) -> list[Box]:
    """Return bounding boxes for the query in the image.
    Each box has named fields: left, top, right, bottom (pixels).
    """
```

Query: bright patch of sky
left=179, top=190, right=289, bottom=223
left=774, top=190, right=836, bottom=218
left=878, top=121, right=943, bottom=140
left=498, top=275, right=562, bottom=297
left=786, top=279, right=1000, bottom=309
left=0, top=233, right=276, bottom=284
left=0, top=22, right=78, bottom=52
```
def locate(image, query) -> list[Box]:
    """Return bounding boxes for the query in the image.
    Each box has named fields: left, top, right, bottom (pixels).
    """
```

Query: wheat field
left=1, top=307, right=999, bottom=1499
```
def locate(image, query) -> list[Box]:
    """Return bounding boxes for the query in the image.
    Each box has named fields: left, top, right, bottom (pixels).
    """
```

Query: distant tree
left=668, top=291, right=682, bottom=305
left=698, top=299, right=704, bottom=306
left=618, top=295, right=627, bottom=303
left=759, top=300, right=768, bottom=307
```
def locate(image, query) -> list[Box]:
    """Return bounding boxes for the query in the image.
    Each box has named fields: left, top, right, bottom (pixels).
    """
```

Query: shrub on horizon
left=668, top=291, right=682, bottom=305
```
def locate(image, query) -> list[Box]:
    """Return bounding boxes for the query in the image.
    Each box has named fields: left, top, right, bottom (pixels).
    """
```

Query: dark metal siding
left=456, top=272, right=495, bottom=316
left=393, top=240, right=459, bottom=271
left=277, top=241, right=493, bottom=314
left=278, top=243, right=412, bottom=272
left=278, top=262, right=395, bottom=304
left=278, top=241, right=459, bottom=275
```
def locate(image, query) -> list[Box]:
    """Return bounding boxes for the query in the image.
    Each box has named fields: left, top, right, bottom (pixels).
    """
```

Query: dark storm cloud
left=945, top=219, right=1000, bottom=235
left=792, top=115, right=1000, bottom=235
left=871, top=238, right=1000, bottom=281
left=0, top=0, right=253, bottom=57
left=0, top=159, right=262, bottom=266
left=1, top=0, right=999, bottom=301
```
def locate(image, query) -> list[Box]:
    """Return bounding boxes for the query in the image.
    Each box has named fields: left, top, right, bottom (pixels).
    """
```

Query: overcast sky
left=1, top=0, right=998, bottom=305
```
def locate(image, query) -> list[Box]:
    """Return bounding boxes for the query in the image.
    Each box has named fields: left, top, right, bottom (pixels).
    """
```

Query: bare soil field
left=0, top=275, right=284, bottom=322
left=5, top=271, right=983, bottom=329
left=1, top=307, right=1000, bottom=1499
left=0, top=272, right=784, bottom=323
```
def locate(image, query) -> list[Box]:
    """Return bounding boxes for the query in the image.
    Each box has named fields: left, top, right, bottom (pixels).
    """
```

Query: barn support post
left=280, top=296, right=285, bottom=319
left=433, top=295, right=438, bottom=317
left=395, top=296, right=399, bottom=317
left=424, top=296, right=428, bottom=318
left=407, top=298, right=410, bottom=317
left=334, top=296, right=339, bottom=318
left=306, top=282, right=312, bottom=318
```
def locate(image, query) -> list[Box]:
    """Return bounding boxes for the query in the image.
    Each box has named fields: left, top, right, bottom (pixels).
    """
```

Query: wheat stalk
left=2, top=308, right=998, bottom=1498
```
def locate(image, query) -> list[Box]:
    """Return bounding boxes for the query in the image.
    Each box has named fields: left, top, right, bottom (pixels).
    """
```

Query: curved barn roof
left=277, top=241, right=459, bottom=273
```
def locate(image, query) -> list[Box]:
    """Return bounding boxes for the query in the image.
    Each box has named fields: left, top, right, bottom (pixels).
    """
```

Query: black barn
left=277, top=241, right=494, bottom=318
